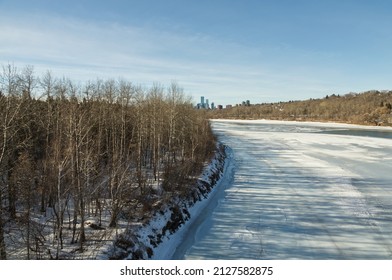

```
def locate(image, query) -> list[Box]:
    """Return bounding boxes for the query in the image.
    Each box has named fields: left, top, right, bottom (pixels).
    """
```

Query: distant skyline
left=1, top=0, right=392, bottom=105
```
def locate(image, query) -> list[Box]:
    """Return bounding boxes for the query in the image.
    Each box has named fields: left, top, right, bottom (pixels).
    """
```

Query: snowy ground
left=3, top=144, right=228, bottom=260
left=172, top=119, right=392, bottom=260
left=106, top=144, right=229, bottom=260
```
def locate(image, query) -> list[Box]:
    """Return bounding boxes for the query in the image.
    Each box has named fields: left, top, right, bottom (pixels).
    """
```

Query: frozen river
left=173, top=120, right=392, bottom=259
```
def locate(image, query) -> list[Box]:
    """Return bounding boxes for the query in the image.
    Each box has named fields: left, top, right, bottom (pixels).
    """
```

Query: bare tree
left=0, top=64, right=25, bottom=259
left=0, top=67, right=218, bottom=259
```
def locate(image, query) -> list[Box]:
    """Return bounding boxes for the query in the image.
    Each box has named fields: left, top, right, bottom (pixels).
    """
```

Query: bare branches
left=0, top=66, right=216, bottom=259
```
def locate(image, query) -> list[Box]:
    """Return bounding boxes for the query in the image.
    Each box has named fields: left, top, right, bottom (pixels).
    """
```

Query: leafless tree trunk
left=0, top=66, right=218, bottom=259
left=0, top=188, right=6, bottom=259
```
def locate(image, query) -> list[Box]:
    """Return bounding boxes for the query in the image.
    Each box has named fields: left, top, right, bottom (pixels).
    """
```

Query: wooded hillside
left=0, top=64, right=216, bottom=259
left=211, top=91, right=392, bottom=126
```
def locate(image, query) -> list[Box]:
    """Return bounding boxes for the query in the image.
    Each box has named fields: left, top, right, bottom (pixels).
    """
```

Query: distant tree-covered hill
left=210, top=90, right=392, bottom=126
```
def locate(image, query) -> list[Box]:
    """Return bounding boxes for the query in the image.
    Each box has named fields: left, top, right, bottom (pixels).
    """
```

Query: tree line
left=210, top=91, right=392, bottom=126
left=0, top=64, right=216, bottom=259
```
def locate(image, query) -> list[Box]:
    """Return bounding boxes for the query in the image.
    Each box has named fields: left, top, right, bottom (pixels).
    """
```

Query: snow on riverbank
left=99, top=144, right=230, bottom=260
left=151, top=145, right=233, bottom=260
left=210, top=119, right=392, bottom=131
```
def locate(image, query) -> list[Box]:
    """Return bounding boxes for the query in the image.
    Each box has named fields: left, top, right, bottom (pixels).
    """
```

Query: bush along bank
left=104, top=143, right=229, bottom=259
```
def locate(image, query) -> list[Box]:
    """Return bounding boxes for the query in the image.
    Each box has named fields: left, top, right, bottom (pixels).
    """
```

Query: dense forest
left=211, top=91, right=392, bottom=126
left=0, top=64, right=216, bottom=259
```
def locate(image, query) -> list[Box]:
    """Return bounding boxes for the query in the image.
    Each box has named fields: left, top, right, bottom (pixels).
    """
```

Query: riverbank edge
left=102, top=143, right=229, bottom=260
left=209, top=118, right=392, bottom=131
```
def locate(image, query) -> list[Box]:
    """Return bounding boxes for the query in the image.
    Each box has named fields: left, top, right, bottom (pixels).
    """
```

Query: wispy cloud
left=0, top=13, right=268, bottom=102
left=0, top=10, right=357, bottom=105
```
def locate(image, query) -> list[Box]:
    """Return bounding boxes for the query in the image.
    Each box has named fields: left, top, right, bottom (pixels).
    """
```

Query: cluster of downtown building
left=196, top=96, right=216, bottom=110
left=195, top=96, right=250, bottom=110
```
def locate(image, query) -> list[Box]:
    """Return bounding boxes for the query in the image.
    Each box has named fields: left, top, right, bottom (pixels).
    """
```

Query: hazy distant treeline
left=0, top=64, right=216, bottom=259
left=211, top=91, right=392, bottom=126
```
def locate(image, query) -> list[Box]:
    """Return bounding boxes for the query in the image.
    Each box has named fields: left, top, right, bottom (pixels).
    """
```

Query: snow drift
left=100, top=144, right=229, bottom=259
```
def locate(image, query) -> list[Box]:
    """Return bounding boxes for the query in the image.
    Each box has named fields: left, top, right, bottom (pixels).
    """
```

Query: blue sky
left=1, top=0, right=391, bottom=105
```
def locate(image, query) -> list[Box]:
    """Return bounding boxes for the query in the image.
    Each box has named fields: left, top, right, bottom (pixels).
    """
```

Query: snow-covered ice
left=173, top=120, right=392, bottom=259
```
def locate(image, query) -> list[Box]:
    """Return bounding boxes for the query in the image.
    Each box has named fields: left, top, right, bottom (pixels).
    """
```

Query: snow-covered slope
left=99, top=144, right=230, bottom=259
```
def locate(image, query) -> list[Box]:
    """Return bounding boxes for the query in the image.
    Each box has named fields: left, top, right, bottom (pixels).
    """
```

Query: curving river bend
left=172, top=120, right=392, bottom=260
